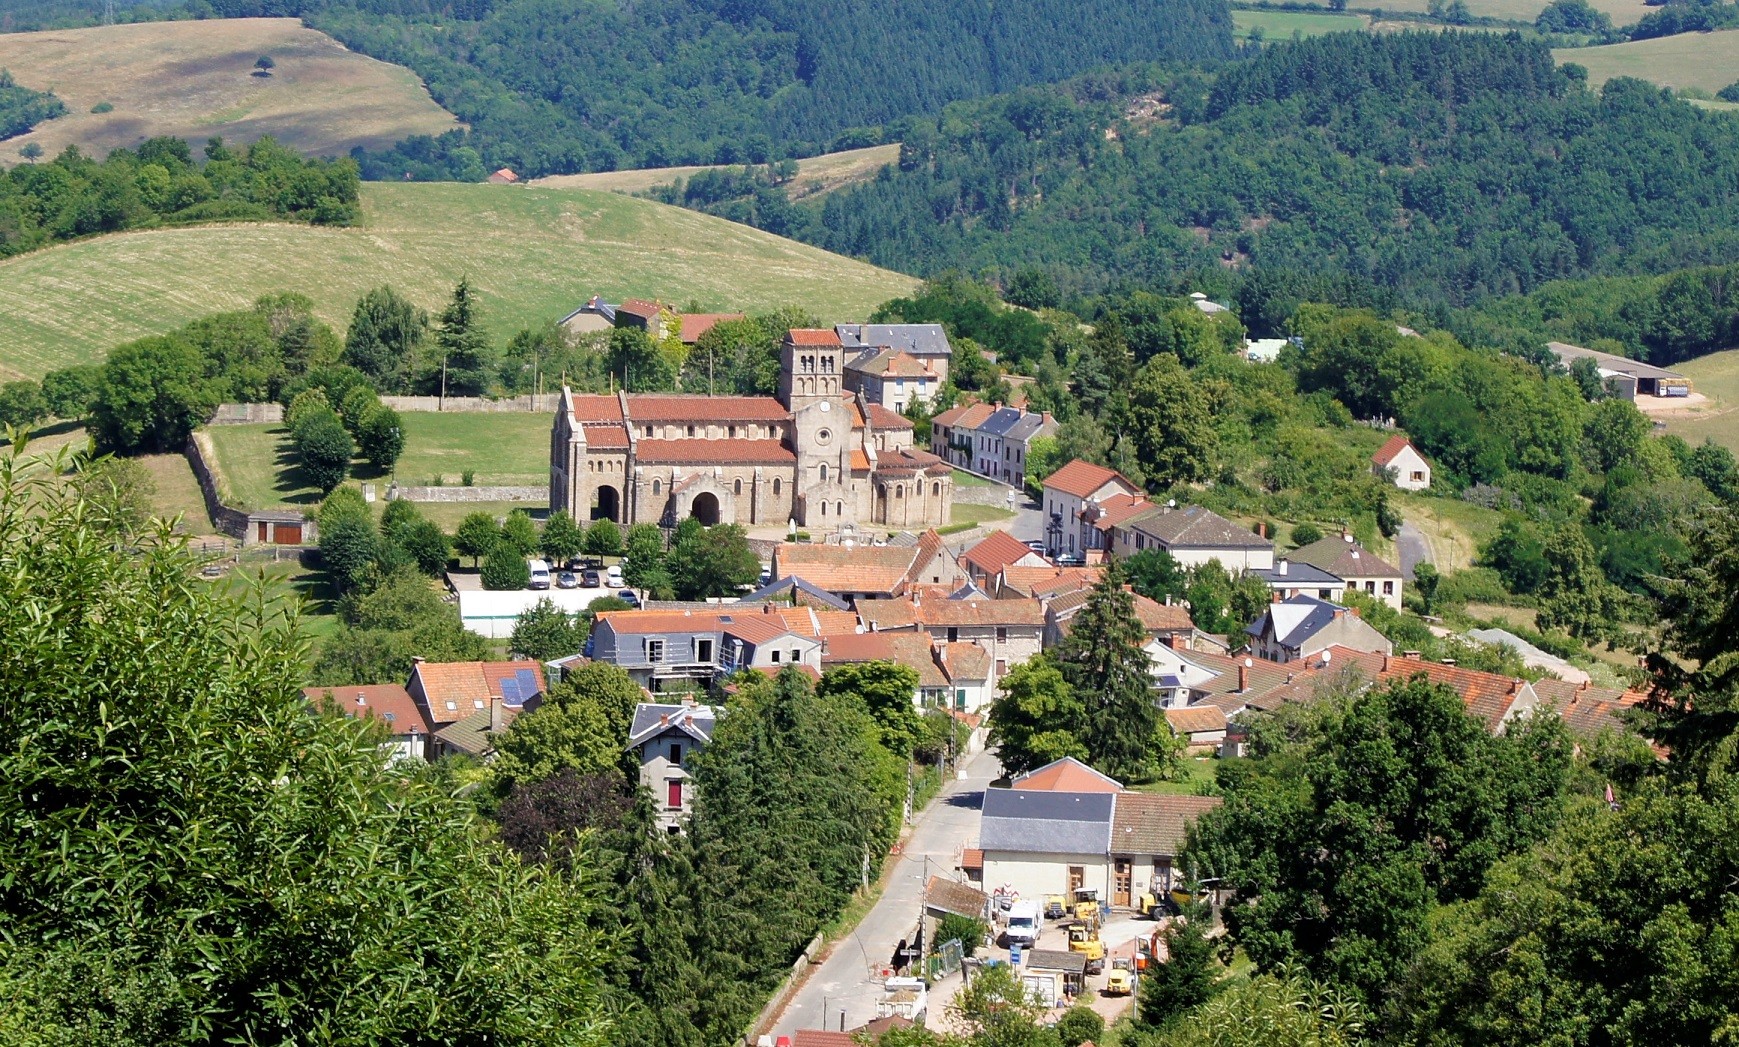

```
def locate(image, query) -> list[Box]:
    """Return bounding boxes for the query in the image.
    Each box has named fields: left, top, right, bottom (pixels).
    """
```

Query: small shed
left=1021, top=948, right=1087, bottom=1005
left=923, top=875, right=990, bottom=954
left=245, top=509, right=312, bottom=546
left=486, top=168, right=520, bottom=184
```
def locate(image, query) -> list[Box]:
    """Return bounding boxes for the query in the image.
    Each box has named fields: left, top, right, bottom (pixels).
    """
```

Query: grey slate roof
left=1290, top=535, right=1400, bottom=578
left=1126, top=505, right=1272, bottom=550
left=1252, top=560, right=1344, bottom=587
left=1024, top=949, right=1086, bottom=974
left=627, top=703, right=719, bottom=748
left=1246, top=594, right=1341, bottom=646
left=978, top=787, right=1114, bottom=856
left=835, top=323, right=954, bottom=358
left=1003, top=413, right=1054, bottom=443
left=978, top=407, right=1025, bottom=437
left=739, top=576, right=852, bottom=611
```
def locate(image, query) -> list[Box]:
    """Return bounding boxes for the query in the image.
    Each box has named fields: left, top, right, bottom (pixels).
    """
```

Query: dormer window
left=445, top=700, right=458, bottom=712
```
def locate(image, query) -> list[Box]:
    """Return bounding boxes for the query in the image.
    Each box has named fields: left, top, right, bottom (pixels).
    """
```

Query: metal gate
left=928, top=938, right=965, bottom=980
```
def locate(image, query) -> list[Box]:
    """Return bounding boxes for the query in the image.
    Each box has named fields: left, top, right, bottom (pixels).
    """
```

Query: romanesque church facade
left=550, top=329, right=954, bottom=531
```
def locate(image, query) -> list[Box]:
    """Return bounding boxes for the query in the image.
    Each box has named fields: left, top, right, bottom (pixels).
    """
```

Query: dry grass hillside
left=1554, top=30, right=1739, bottom=91
left=0, top=18, right=458, bottom=163
left=534, top=143, right=900, bottom=201
left=0, top=180, right=918, bottom=380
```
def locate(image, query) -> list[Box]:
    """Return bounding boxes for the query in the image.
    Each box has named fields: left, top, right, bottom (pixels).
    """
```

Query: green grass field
left=1234, top=9, right=1369, bottom=40
left=535, top=144, right=901, bottom=201
left=202, top=411, right=553, bottom=509
left=1659, top=349, right=1739, bottom=452
left=1369, top=0, right=1649, bottom=22
left=0, top=180, right=918, bottom=382
left=1555, top=30, right=1739, bottom=92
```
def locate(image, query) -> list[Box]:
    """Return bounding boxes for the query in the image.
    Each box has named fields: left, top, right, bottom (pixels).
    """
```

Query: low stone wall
left=378, top=394, right=562, bottom=413
left=210, top=402, right=284, bottom=425
left=387, top=483, right=547, bottom=503
left=185, top=433, right=251, bottom=540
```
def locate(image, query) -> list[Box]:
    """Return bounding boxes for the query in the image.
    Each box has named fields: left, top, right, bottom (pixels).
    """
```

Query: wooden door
left=1068, top=866, right=1084, bottom=892
left=1113, top=859, right=1132, bottom=908
left=276, top=523, right=302, bottom=545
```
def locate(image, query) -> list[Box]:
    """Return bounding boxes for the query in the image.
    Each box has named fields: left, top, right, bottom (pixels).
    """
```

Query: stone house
left=835, top=322, right=955, bottom=383
left=771, top=529, right=962, bottom=602
left=627, top=700, right=719, bottom=831
left=843, top=348, right=940, bottom=414
left=857, top=592, right=1046, bottom=685
left=1250, top=558, right=1348, bottom=603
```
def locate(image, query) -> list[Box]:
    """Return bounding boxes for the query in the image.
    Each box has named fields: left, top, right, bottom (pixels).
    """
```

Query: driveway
left=767, top=747, right=1003, bottom=1039
left=1396, top=519, right=1431, bottom=577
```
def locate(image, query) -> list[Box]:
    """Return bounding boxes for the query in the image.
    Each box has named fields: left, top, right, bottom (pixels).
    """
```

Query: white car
left=605, top=565, right=625, bottom=588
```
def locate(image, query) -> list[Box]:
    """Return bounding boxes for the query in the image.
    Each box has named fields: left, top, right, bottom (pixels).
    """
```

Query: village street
left=769, top=747, right=1004, bottom=1039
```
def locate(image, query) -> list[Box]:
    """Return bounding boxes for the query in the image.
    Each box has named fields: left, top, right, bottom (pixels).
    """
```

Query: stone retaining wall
left=210, top=402, right=284, bottom=425
left=378, top=394, right=561, bottom=413
left=387, top=483, right=547, bottom=503
left=185, top=433, right=252, bottom=540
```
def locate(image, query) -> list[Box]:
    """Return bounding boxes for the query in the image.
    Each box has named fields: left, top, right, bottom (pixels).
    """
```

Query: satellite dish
left=1322, top=650, right=1332, bottom=664
left=1244, top=657, right=1253, bottom=668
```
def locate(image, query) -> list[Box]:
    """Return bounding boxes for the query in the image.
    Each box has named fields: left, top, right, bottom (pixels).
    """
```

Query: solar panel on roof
left=500, top=677, right=521, bottom=704
left=515, top=668, right=539, bottom=695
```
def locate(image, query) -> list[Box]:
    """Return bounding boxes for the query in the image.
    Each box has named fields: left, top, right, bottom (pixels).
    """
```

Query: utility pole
left=439, top=355, right=448, bottom=411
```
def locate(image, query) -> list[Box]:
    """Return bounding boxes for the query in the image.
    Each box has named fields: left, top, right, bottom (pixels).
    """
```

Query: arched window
left=820, top=502, right=828, bottom=517
left=820, top=463, right=829, bottom=484
left=932, top=481, right=941, bottom=496
left=773, top=478, right=782, bottom=496
left=652, top=480, right=662, bottom=496
left=836, top=501, right=843, bottom=516
left=895, top=484, right=904, bottom=498
left=733, top=478, right=742, bottom=495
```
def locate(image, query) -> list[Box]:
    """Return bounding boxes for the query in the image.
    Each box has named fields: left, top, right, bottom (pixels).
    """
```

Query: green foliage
left=316, top=494, right=379, bottom=593
left=1055, top=1006, right=1105, bottom=1047
left=1127, top=353, right=1216, bottom=491
left=311, top=566, right=490, bottom=685
left=501, top=508, right=541, bottom=558
left=491, top=676, right=619, bottom=791
left=343, top=286, right=427, bottom=389
left=327, top=0, right=1232, bottom=181
left=1289, top=522, right=1323, bottom=547
left=482, top=540, right=532, bottom=590
left=1651, top=504, right=1739, bottom=770
left=0, top=379, right=46, bottom=430
left=1411, top=562, right=1441, bottom=616
left=1184, top=560, right=1272, bottom=636
left=818, top=661, right=923, bottom=758
left=69, top=456, right=157, bottom=537
left=356, top=402, right=405, bottom=470
left=428, top=277, right=494, bottom=397
left=988, top=654, right=1088, bottom=776
left=1535, top=522, right=1620, bottom=640
left=935, top=912, right=988, bottom=958
left=90, top=334, right=220, bottom=453
left=40, top=364, right=101, bottom=420
left=952, top=962, right=1053, bottom=1044
left=540, top=509, right=585, bottom=563
left=511, top=597, right=587, bottom=662
left=605, top=326, right=676, bottom=392
left=0, top=135, right=358, bottom=260
left=454, top=510, right=501, bottom=566
left=0, top=68, right=67, bottom=139
left=1534, top=0, right=1614, bottom=34
left=1134, top=966, right=1369, bottom=1047
left=291, top=406, right=354, bottom=494
left=0, top=449, right=613, bottom=1044
left=620, top=522, right=666, bottom=586
left=582, top=517, right=622, bottom=556
left=668, top=522, right=759, bottom=599
left=1138, top=914, right=1221, bottom=1030
left=1054, top=565, right=1173, bottom=782
left=1190, top=677, right=1574, bottom=1005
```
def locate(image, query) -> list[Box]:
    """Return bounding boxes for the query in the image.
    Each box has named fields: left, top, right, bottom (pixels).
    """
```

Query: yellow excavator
left=1065, top=916, right=1106, bottom=975
left=1071, top=887, right=1101, bottom=923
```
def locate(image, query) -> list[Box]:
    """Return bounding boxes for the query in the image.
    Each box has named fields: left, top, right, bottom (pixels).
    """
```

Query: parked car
left=606, top=565, right=625, bottom=588
left=528, top=558, right=552, bottom=590
left=557, top=571, right=579, bottom=589
left=619, top=588, right=641, bottom=607
left=582, top=569, right=603, bottom=588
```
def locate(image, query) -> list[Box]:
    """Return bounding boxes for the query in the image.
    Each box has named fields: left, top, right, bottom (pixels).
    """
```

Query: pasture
left=1234, top=9, right=1369, bottom=40
left=1659, top=349, right=1739, bottom=453
left=0, top=18, right=458, bottom=163
left=535, top=143, right=901, bottom=201
left=0, top=180, right=917, bottom=381
left=1554, top=30, right=1739, bottom=92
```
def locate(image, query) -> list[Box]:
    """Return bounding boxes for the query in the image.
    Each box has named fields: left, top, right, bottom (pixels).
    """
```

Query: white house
left=1041, top=459, right=1142, bottom=560
left=1245, top=594, right=1394, bottom=664
left=1372, top=435, right=1431, bottom=491
left=1291, top=534, right=1405, bottom=610
left=1109, top=504, right=1275, bottom=572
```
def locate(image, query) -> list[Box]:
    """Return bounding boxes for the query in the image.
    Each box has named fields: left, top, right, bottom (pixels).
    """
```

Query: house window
left=947, top=627, right=958, bottom=643
left=956, top=689, right=967, bottom=709
left=1319, top=588, right=1333, bottom=599
left=734, top=478, right=742, bottom=495
left=646, top=638, right=665, bottom=662
left=791, top=648, right=801, bottom=663
left=836, top=501, right=843, bottom=516
left=669, top=743, right=682, bottom=764
left=667, top=780, right=683, bottom=810
left=773, top=478, right=782, bottom=496
left=696, top=638, right=713, bottom=663
left=1383, top=581, right=1395, bottom=596
left=645, top=425, right=654, bottom=437
left=996, top=627, right=1007, bottom=642
left=1366, top=581, right=1376, bottom=593
left=687, top=425, right=696, bottom=437
left=771, top=650, right=782, bottom=663
left=1411, top=471, right=1424, bottom=482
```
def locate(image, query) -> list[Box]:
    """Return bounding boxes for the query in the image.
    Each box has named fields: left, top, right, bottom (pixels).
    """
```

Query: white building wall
left=981, top=851, right=1112, bottom=905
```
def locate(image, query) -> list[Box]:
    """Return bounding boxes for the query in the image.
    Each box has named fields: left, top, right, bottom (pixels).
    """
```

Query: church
left=550, top=329, right=955, bottom=531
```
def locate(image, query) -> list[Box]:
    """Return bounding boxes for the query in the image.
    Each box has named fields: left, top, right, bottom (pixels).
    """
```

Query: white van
left=527, top=558, right=552, bottom=590
left=1004, top=900, right=1042, bottom=948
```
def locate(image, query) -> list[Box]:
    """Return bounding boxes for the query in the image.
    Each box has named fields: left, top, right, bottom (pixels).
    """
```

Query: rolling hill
left=1554, top=30, right=1739, bottom=93
left=0, top=18, right=459, bottom=163
left=0, top=181, right=917, bottom=381
left=533, top=144, right=900, bottom=201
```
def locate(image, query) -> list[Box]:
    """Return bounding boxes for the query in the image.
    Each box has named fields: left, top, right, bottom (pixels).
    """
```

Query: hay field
left=1234, top=9, right=1370, bottom=40
left=534, top=143, right=901, bottom=201
left=0, top=18, right=458, bottom=163
left=0, top=180, right=918, bottom=380
left=1658, top=349, right=1739, bottom=452
left=1373, top=0, right=1651, bottom=23
left=1555, top=30, right=1739, bottom=91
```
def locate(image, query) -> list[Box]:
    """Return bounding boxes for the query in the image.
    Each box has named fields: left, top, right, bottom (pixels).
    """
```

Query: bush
left=293, top=410, right=354, bottom=494
left=1056, top=1006, right=1104, bottom=1047
left=481, top=541, right=531, bottom=590
left=935, top=912, right=987, bottom=958
left=462, top=469, right=475, bottom=486
left=1290, top=521, right=1322, bottom=547
left=356, top=403, right=404, bottom=471
left=90, top=101, right=114, bottom=114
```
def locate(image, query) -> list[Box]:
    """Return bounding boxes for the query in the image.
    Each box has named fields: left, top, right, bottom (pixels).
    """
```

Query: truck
left=875, top=976, right=928, bottom=1024
left=1004, top=900, right=1042, bottom=948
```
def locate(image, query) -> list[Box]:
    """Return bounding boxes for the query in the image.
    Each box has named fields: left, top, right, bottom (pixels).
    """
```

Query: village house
left=842, top=348, right=940, bottom=413
left=835, top=323, right=955, bottom=382
left=610, top=297, right=744, bottom=345
left=929, top=402, right=994, bottom=471
left=928, top=402, right=1057, bottom=488
left=771, top=530, right=962, bottom=603
left=1165, top=704, right=1229, bottom=748
left=1109, top=503, right=1275, bottom=572
left=303, top=684, right=433, bottom=764
left=586, top=605, right=825, bottom=692
left=1245, top=594, right=1394, bottom=664
left=1041, top=459, right=1143, bottom=560
left=1290, top=533, right=1404, bottom=610
left=405, top=659, right=547, bottom=762
left=856, top=592, right=1045, bottom=685
left=1372, top=434, right=1432, bottom=491
left=992, top=564, right=1103, bottom=600
left=1043, top=587, right=1193, bottom=649
left=1250, top=558, right=1348, bottom=603
left=627, top=701, right=719, bottom=831
left=550, top=330, right=954, bottom=533
left=959, top=530, right=1048, bottom=587
left=821, top=630, right=996, bottom=712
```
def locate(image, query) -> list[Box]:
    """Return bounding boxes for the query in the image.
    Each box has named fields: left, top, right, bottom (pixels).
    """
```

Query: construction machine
left=1064, top=919, right=1106, bottom=975
left=1044, top=894, right=1068, bottom=920
left=1071, top=887, right=1101, bottom=923
left=1105, top=958, right=1136, bottom=996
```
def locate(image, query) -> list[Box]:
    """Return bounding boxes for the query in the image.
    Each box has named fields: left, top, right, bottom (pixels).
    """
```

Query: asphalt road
left=768, top=747, right=1004, bottom=1039
left=1396, top=519, right=1431, bottom=577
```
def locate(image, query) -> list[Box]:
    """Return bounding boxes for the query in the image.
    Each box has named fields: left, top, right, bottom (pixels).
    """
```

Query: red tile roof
left=850, top=448, right=872, bottom=471
left=410, top=661, right=546, bottom=724
left=792, top=1030, right=857, bottom=1047
left=822, top=631, right=900, bottom=662
left=962, top=530, right=1039, bottom=576
left=635, top=439, right=795, bottom=464
left=626, top=394, right=790, bottom=422
left=786, top=328, right=843, bottom=346
left=1043, top=459, right=1139, bottom=500
left=998, top=565, right=1102, bottom=598
left=304, top=684, right=432, bottom=735
left=962, top=848, right=984, bottom=871
left=1372, top=434, right=1417, bottom=467
left=617, top=298, right=665, bottom=319
left=1086, top=492, right=1154, bottom=533
left=678, top=312, right=744, bottom=343
left=1326, top=647, right=1530, bottom=732
left=1165, top=705, right=1228, bottom=735
left=1111, top=792, right=1222, bottom=856
left=865, top=403, right=914, bottom=429
left=1012, top=756, right=1123, bottom=792
left=569, top=393, right=624, bottom=422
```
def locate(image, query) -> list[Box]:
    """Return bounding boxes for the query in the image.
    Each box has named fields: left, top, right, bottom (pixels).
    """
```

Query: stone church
left=550, top=329, right=955, bottom=531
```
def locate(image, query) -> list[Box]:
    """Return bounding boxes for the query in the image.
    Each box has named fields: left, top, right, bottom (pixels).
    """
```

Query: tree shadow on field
left=269, top=428, right=322, bottom=505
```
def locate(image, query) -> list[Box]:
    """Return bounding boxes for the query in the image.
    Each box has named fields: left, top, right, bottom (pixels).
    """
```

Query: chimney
left=763, top=603, right=774, bottom=615
left=412, top=656, right=426, bottom=665
left=1510, top=679, right=1522, bottom=695
left=1347, top=607, right=1360, bottom=618
left=1381, top=654, right=1390, bottom=672
left=355, top=691, right=367, bottom=706
left=1578, top=680, right=1589, bottom=691
left=660, top=713, right=670, bottom=726
left=1285, top=672, right=1295, bottom=684
left=1403, top=649, right=1421, bottom=659
left=1271, top=590, right=1282, bottom=603
left=1277, top=559, right=1288, bottom=576
left=489, top=698, right=504, bottom=734
left=1258, top=522, right=1267, bottom=539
